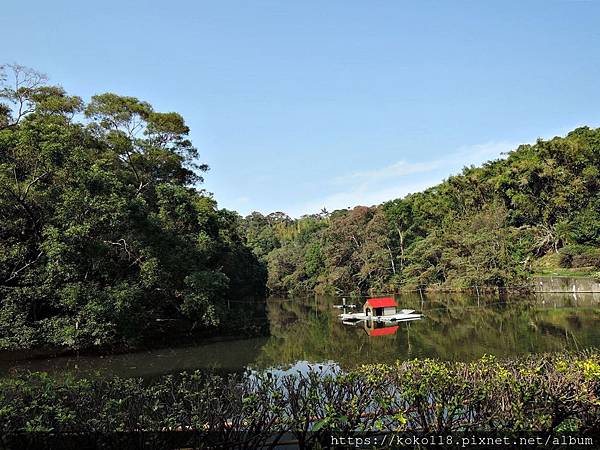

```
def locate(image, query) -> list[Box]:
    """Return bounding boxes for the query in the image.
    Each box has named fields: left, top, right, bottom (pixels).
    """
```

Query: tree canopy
left=2, top=64, right=599, bottom=350
left=244, top=127, right=600, bottom=295
left=0, top=64, right=265, bottom=350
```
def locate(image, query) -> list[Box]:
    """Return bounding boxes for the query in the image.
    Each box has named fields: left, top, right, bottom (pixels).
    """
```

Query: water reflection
left=1, top=292, right=600, bottom=378
left=255, top=292, right=600, bottom=369
left=0, top=337, right=269, bottom=379
left=363, top=323, right=400, bottom=337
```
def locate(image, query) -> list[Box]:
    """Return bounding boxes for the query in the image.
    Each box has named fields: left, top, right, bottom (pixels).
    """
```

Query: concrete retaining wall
left=534, top=276, right=600, bottom=293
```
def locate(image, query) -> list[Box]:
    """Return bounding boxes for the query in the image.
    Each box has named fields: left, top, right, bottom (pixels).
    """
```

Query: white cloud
left=332, top=160, right=442, bottom=185
left=235, top=196, right=250, bottom=204
left=288, top=179, right=439, bottom=217
left=453, top=141, right=517, bottom=164
left=286, top=140, right=518, bottom=218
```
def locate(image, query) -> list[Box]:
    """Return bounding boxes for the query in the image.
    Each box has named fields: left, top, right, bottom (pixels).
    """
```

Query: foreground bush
left=1, top=352, right=599, bottom=448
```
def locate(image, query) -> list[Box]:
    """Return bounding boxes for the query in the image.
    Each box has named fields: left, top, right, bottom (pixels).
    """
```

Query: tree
left=0, top=65, right=264, bottom=350
left=248, top=126, right=600, bottom=295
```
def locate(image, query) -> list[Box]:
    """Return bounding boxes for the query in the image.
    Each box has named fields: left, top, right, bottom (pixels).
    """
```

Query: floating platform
left=339, top=309, right=423, bottom=323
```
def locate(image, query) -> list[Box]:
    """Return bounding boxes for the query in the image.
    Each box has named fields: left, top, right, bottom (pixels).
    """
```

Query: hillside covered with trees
left=243, top=127, right=600, bottom=296
left=0, top=65, right=265, bottom=350
left=2, top=64, right=599, bottom=351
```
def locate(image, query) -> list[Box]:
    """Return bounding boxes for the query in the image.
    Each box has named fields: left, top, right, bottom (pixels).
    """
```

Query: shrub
left=559, top=245, right=600, bottom=268
left=1, top=352, right=599, bottom=448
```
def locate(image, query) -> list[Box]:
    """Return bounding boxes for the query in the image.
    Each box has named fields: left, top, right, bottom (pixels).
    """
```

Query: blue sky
left=2, top=1, right=600, bottom=217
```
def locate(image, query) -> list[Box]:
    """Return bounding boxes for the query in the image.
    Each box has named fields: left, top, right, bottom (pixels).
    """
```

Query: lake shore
left=3, top=292, right=600, bottom=379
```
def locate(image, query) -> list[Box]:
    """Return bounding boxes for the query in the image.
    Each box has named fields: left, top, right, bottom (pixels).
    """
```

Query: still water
left=2, top=291, right=600, bottom=378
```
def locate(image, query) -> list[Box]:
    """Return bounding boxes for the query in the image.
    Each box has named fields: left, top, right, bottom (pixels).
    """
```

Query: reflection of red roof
left=365, top=297, right=397, bottom=308
left=368, top=326, right=399, bottom=336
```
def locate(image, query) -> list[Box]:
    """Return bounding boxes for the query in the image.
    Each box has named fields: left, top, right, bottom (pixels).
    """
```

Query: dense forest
left=242, top=127, right=600, bottom=296
left=2, top=64, right=600, bottom=350
left=0, top=65, right=265, bottom=350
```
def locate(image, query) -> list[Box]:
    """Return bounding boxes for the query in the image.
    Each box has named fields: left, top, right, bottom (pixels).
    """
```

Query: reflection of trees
left=253, top=295, right=600, bottom=370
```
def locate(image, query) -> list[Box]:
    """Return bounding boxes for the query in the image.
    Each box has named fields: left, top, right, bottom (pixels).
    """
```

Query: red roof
left=365, top=297, right=397, bottom=308
left=368, top=326, right=399, bottom=336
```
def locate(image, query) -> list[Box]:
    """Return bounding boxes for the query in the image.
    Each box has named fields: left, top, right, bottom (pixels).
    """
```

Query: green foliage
left=0, top=65, right=265, bottom=350
left=1, top=352, right=599, bottom=447
left=564, top=206, right=600, bottom=246
left=559, top=245, right=600, bottom=270
left=245, top=127, right=600, bottom=295
left=3, top=62, right=600, bottom=348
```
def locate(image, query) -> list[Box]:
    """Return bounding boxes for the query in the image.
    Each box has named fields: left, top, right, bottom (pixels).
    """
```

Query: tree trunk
left=396, top=225, right=405, bottom=270
left=386, top=244, right=396, bottom=275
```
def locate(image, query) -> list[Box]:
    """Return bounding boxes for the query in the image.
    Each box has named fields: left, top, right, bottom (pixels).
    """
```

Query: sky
left=2, top=1, right=600, bottom=217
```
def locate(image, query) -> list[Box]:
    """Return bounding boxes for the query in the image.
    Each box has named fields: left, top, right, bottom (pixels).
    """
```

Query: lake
left=2, top=290, right=600, bottom=379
